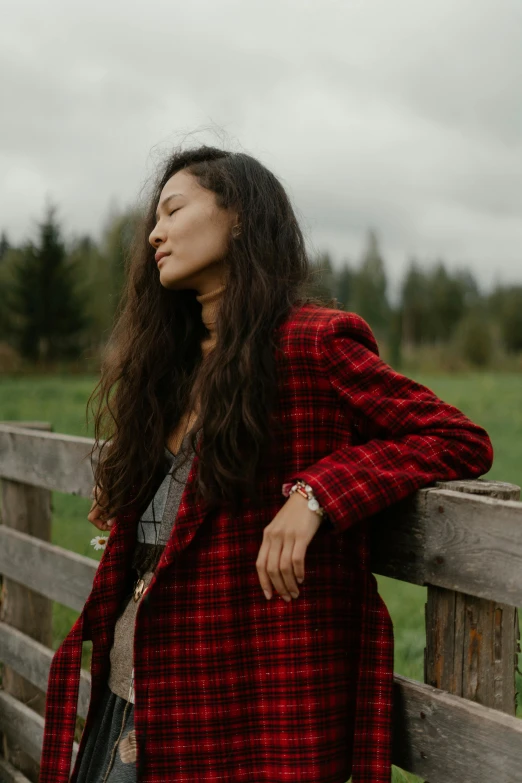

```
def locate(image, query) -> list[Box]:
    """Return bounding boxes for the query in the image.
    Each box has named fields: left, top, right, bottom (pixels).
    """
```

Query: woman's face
left=148, top=169, right=238, bottom=294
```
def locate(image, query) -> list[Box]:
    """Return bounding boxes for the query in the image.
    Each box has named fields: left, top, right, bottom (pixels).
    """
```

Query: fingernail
left=263, top=590, right=271, bottom=600
left=297, top=577, right=304, bottom=584
left=290, top=591, right=298, bottom=599
left=107, top=520, right=114, bottom=528
left=282, top=595, right=291, bottom=602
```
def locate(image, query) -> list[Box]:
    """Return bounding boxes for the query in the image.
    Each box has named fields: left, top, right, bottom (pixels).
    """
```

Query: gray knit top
left=108, top=434, right=196, bottom=703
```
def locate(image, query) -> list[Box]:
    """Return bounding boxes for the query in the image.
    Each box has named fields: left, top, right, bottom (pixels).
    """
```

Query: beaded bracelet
left=282, top=480, right=326, bottom=520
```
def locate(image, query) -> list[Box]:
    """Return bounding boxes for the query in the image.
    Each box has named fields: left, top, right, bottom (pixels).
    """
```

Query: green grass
left=0, top=375, right=97, bottom=437
left=414, top=371, right=522, bottom=487
left=1, top=372, right=521, bottom=783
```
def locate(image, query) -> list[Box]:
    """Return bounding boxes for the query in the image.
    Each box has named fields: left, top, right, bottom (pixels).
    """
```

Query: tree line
left=0, top=204, right=521, bottom=372
left=0, top=204, right=141, bottom=370
left=307, top=230, right=522, bottom=371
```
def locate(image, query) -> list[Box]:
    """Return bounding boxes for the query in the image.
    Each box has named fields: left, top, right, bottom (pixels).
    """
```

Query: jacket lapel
left=85, top=442, right=208, bottom=636
left=151, top=447, right=209, bottom=574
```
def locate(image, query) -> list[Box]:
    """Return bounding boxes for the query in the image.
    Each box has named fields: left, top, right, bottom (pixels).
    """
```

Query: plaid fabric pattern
left=39, top=304, right=493, bottom=783
left=284, top=310, right=493, bottom=537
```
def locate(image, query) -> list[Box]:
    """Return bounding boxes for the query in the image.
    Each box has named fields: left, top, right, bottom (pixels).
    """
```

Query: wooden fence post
left=425, top=479, right=521, bottom=715
left=0, top=422, right=53, bottom=783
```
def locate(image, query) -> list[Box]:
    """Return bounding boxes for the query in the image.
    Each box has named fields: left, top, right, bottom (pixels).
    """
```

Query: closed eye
left=169, top=208, right=180, bottom=216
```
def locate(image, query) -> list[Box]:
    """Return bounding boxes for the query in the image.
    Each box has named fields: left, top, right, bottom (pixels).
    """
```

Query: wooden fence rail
left=0, top=422, right=521, bottom=783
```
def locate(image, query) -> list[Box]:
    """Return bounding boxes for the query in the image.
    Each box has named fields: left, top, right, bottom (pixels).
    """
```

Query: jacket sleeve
left=285, top=311, right=494, bottom=535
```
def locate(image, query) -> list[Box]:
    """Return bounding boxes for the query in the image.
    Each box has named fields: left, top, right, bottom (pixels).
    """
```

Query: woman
left=39, top=145, right=493, bottom=783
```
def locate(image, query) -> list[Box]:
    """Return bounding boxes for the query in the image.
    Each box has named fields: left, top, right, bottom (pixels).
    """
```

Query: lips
left=155, top=251, right=169, bottom=263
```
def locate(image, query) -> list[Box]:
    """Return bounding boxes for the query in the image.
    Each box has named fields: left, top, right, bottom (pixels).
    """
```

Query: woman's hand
left=87, top=485, right=116, bottom=532
left=256, top=491, right=323, bottom=602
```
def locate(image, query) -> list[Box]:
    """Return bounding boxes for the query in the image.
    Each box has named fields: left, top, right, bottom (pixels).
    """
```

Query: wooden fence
left=0, top=421, right=521, bottom=782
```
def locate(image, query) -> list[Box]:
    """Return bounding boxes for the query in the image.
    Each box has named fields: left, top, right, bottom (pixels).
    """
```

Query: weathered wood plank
left=370, top=482, right=522, bottom=605
left=392, top=674, right=522, bottom=782
left=0, top=621, right=91, bottom=719
left=0, top=424, right=54, bottom=782
left=0, top=691, right=44, bottom=764
left=0, top=527, right=97, bottom=612
left=0, top=756, right=32, bottom=783
left=435, top=478, right=520, bottom=501
left=0, top=424, right=97, bottom=498
left=0, top=692, right=79, bottom=767
left=424, top=480, right=519, bottom=716
left=1, top=422, right=55, bottom=432
left=425, top=588, right=518, bottom=712
left=1, top=425, right=522, bottom=603
left=0, top=477, right=520, bottom=607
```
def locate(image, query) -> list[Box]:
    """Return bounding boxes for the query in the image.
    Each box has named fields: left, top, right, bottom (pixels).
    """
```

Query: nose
left=148, top=222, right=166, bottom=248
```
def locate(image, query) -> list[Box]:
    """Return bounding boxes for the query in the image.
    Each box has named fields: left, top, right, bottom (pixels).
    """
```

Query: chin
left=159, top=274, right=192, bottom=292
left=158, top=270, right=180, bottom=289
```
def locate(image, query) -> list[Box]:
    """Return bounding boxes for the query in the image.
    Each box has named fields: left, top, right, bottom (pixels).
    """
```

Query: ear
left=231, top=210, right=242, bottom=238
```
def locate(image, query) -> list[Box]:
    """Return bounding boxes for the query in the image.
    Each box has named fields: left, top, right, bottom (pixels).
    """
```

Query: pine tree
left=100, top=206, right=142, bottom=315
left=352, top=229, right=390, bottom=333
left=490, top=285, right=522, bottom=353
left=306, top=250, right=337, bottom=303
left=400, top=259, right=478, bottom=346
left=336, top=261, right=354, bottom=311
left=0, top=231, right=10, bottom=261
left=7, top=204, right=88, bottom=361
left=400, top=259, right=431, bottom=345
left=428, top=261, right=472, bottom=342
left=68, top=234, right=110, bottom=350
left=0, top=234, right=15, bottom=340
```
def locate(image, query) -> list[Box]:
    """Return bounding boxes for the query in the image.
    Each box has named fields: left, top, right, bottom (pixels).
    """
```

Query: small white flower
left=91, top=535, right=108, bottom=550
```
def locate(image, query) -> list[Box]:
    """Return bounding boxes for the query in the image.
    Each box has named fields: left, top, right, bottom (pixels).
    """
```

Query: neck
left=195, top=282, right=226, bottom=357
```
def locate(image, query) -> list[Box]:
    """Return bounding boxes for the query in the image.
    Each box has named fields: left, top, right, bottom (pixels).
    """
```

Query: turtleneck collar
left=195, top=282, right=226, bottom=357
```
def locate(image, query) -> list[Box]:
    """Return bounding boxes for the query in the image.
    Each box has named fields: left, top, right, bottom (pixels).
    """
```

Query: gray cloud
left=1, top=0, right=521, bottom=295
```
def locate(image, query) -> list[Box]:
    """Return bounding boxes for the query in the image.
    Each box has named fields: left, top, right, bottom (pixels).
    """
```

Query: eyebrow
left=155, top=193, right=183, bottom=221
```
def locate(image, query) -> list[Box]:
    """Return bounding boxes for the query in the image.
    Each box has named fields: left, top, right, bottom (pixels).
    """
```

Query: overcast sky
left=2, top=0, right=521, bottom=298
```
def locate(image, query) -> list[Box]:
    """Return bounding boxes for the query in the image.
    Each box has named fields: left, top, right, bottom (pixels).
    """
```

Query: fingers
left=291, top=538, right=307, bottom=585
left=87, top=506, right=113, bottom=531
left=278, top=536, right=300, bottom=599
left=88, top=486, right=115, bottom=532
left=266, top=535, right=292, bottom=602
left=256, top=531, right=304, bottom=602
left=255, top=536, right=274, bottom=600
left=88, top=514, right=113, bottom=531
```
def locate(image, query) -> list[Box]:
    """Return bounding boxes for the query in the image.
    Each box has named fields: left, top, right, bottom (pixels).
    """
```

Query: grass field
left=1, top=371, right=521, bottom=783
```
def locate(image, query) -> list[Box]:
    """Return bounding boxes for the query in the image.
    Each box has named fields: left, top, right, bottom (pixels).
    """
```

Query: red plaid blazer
left=39, top=304, right=493, bottom=783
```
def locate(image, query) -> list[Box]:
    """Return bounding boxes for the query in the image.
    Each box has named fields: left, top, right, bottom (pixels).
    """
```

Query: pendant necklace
left=133, top=578, right=146, bottom=602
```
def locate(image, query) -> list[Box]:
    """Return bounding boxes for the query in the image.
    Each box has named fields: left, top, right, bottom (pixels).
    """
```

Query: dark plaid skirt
left=75, top=683, right=136, bottom=783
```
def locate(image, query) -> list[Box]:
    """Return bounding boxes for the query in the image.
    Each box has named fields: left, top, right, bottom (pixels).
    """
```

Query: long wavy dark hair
left=88, top=145, right=341, bottom=521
